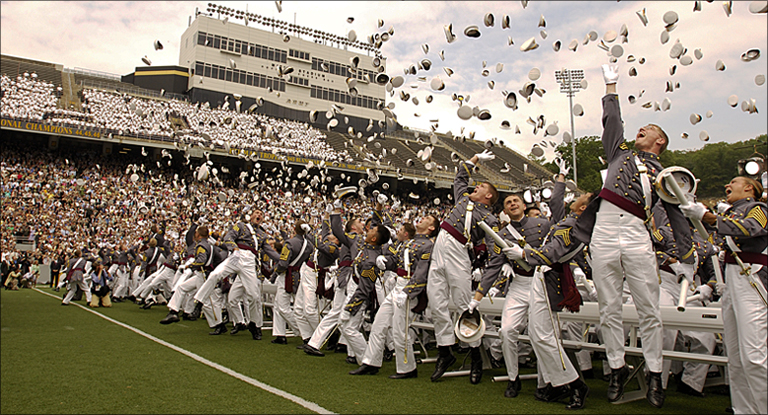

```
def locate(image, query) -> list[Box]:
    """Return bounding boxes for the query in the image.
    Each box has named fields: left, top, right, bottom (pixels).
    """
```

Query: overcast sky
left=1, top=1, right=766, bottom=161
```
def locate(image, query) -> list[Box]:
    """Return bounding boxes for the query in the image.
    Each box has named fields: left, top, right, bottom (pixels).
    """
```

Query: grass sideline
left=1, top=287, right=732, bottom=414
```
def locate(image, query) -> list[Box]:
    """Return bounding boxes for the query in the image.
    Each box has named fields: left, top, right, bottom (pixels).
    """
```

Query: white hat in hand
left=376, top=193, right=388, bottom=205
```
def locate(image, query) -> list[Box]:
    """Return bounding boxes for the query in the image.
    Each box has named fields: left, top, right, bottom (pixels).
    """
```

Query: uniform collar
left=636, top=151, right=660, bottom=162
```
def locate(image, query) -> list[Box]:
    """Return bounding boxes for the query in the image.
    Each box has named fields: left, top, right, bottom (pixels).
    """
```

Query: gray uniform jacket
left=381, top=233, right=434, bottom=313
left=441, top=161, right=498, bottom=252
left=276, top=235, right=313, bottom=293
left=572, top=94, right=695, bottom=264
left=713, top=197, right=768, bottom=288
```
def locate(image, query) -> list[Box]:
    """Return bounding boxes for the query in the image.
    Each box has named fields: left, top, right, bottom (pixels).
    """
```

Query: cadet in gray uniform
left=61, top=249, right=92, bottom=305
left=304, top=210, right=357, bottom=361
left=349, top=215, right=438, bottom=377
left=160, top=225, right=228, bottom=334
left=272, top=220, right=313, bottom=345
left=472, top=175, right=565, bottom=397
left=228, top=211, right=281, bottom=341
left=571, top=64, right=695, bottom=408
left=682, top=176, right=767, bottom=414
left=504, top=190, right=596, bottom=409
left=427, top=150, right=499, bottom=384
left=331, top=203, right=390, bottom=367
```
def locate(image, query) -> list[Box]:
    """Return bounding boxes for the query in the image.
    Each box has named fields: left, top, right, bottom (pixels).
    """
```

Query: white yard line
left=34, top=288, right=335, bottom=415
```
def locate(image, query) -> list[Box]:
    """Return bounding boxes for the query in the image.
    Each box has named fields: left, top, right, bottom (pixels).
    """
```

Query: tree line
left=532, top=134, right=767, bottom=200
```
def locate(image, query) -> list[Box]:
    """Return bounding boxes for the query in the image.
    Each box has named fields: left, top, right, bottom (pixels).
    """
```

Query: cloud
left=1, top=0, right=764, bottom=162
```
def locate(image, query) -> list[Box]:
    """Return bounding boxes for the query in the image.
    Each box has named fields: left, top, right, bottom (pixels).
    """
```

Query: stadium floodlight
left=554, top=68, right=584, bottom=186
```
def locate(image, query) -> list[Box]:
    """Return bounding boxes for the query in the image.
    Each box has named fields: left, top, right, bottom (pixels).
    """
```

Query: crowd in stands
left=1, top=72, right=353, bottom=163
left=0, top=137, right=451, bottom=288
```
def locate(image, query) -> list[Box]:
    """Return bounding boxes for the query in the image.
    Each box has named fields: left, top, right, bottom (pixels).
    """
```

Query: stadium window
left=268, top=48, right=274, bottom=61
left=280, top=80, right=286, bottom=91
left=213, top=35, right=221, bottom=49
left=195, top=62, right=204, bottom=76
left=281, top=51, right=287, bottom=63
left=240, top=72, right=247, bottom=85
left=197, top=32, right=206, bottom=45
left=311, top=59, right=317, bottom=71
left=227, top=39, right=234, bottom=52
left=234, top=41, right=241, bottom=54
left=211, top=66, right=218, bottom=79
left=254, top=45, right=262, bottom=58
left=259, top=75, right=265, bottom=88
left=246, top=73, right=253, bottom=85
left=204, top=64, right=212, bottom=78
left=266, top=78, right=273, bottom=90
left=322, top=89, right=329, bottom=100
left=231, top=71, right=238, bottom=84
left=310, top=87, right=316, bottom=98
left=225, top=69, right=232, bottom=82
left=218, top=66, right=225, bottom=80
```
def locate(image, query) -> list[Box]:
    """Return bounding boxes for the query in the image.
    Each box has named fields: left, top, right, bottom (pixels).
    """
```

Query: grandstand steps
left=59, top=72, right=81, bottom=111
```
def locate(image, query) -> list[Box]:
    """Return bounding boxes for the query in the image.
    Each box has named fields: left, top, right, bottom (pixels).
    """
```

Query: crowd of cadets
left=49, top=65, right=766, bottom=412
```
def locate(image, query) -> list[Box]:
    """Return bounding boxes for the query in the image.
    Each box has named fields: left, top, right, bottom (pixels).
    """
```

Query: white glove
left=474, top=149, right=495, bottom=162
left=472, top=268, right=483, bottom=282
left=468, top=298, right=480, bottom=314
left=555, top=158, right=570, bottom=176
left=394, top=290, right=407, bottom=308
left=333, top=199, right=343, bottom=210
left=680, top=202, right=707, bottom=222
left=501, top=263, right=514, bottom=279
left=715, top=282, right=726, bottom=296
left=300, top=223, right=312, bottom=233
left=328, top=264, right=339, bottom=273
left=487, top=286, right=500, bottom=298
left=669, top=261, right=695, bottom=284
left=601, top=64, right=619, bottom=85
left=376, top=193, right=388, bottom=205
left=695, top=284, right=713, bottom=306
left=391, top=198, right=401, bottom=211
left=503, top=245, right=524, bottom=262
left=375, top=255, right=387, bottom=270
left=325, top=203, right=334, bottom=214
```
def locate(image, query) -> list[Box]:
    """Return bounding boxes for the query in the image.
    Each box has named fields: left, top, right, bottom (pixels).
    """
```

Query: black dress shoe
left=430, top=353, right=457, bottom=382
left=248, top=323, right=262, bottom=340
left=349, top=364, right=379, bottom=375
left=296, top=338, right=309, bottom=349
left=490, top=357, right=505, bottom=369
left=334, top=344, right=348, bottom=354
left=141, top=300, right=155, bottom=310
left=389, top=369, right=418, bottom=379
left=469, top=358, right=483, bottom=384
left=303, top=344, right=325, bottom=357
left=191, top=301, right=203, bottom=319
left=504, top=376, right=521, bottom=398
left=209, top=323, right=227, bottom=335
left=271, top=336, right=288, bottom=344
left=646, top=371, right=665, bottom=408
left=566, top=382, right=589, bottom=410
left=181, top=313, right=197, bottom=321
left=160, top=311, right=180, bottom=324
left=535, top=384, right=571, bottom=402
left=676, top=380, right=705, bottom=398
left=345, top=356, right=358, bottom=365
left=383, top=348, right=394, bottom=362
left=606, top=365, right=630, bottom=402
left=230, top=323, right=247, bottom=335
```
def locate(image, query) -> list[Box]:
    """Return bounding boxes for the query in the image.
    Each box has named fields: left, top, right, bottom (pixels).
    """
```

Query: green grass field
left=1, top=287, right=732, bottom=414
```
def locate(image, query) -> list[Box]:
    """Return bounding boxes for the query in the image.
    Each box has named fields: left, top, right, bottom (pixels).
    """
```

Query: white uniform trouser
left=63, top=278, right=92, bottom=304
left=134, top=269, right=159, bottom=300
left=680, top=327, right=717, bottom=392
left=658, top=269, right=682, bottom=389
left=529, top=271, right=579, bottom=387
left=147, top=266, right=176, bottom=298
left=228, top=276, right=263, bottom=327
left=308, top=280, right=349, bottom=350
left=272, top=273, right=301, bottom=337
left=294, top=263, right=320, bottom=339
left=194, top=250, right=259, bottom=316
left=590, top=200, right=663, bottom=372
left=340, top=279, right=367, bottom=363
left=128, top=266, right=141, bottom=296
left=112, top=266, right=130, bottom=298
left=500, top=274, right=533, bottom=380
left=561, top=283, right=597, bottom=371
left=722, top=263, right=767, bottom=415
left=168, top=271, right=222, bottom=328
left=427, top=229, right=478, bottom=348
left=362, top=276, right=416, bottom=373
